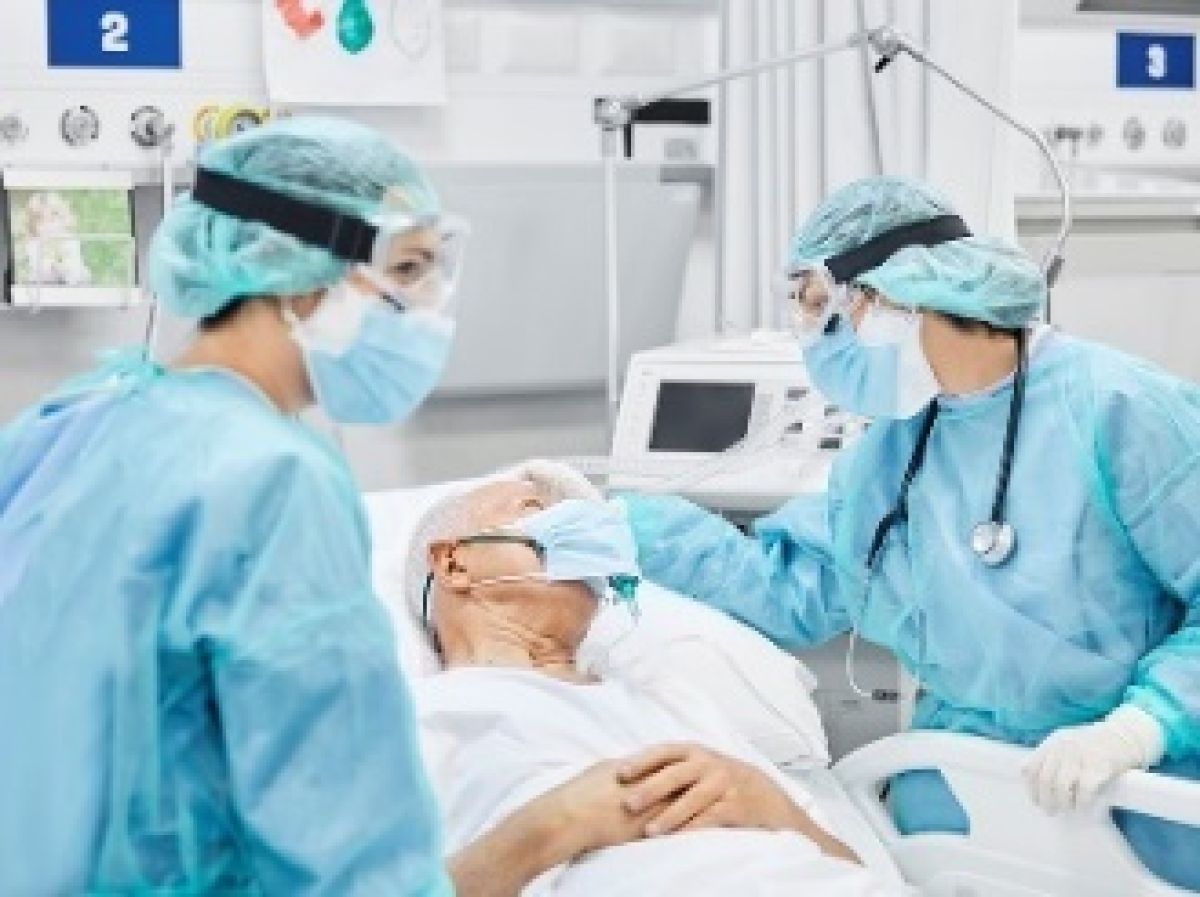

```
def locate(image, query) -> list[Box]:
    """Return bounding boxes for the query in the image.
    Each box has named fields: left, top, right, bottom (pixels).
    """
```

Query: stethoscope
left=865, top=327, right=1027, bottom=572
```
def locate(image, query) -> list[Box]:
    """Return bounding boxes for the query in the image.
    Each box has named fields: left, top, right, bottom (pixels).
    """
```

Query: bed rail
left=833, top=731, right=1200, bottom=897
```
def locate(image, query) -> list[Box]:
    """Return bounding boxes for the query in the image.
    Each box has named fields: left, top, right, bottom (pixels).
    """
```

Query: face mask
left=802, top=310, right=940, bottom=419
left=453, top=500, right=641, bottom=611
left=516, top=499, right=640, bottom=596
left=287, top=275, right=455, bottom=424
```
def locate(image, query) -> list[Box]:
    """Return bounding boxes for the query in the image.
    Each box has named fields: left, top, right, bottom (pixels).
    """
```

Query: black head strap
left=191, top=167, right=378, bottom=264
left=826, top=214, right=970, bottom=285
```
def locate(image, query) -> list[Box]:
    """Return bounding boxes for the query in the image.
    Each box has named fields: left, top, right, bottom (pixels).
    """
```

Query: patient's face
left=427, top=480, right=599, bottom=667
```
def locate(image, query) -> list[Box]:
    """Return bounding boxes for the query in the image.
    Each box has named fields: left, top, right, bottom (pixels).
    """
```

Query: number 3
left=101, top=11, right=129, bottom=53
left=1147, top=44, right=1167, bottom=80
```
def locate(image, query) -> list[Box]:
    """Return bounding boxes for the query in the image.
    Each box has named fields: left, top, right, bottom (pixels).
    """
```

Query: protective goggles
left=191, top=166, right=469, bottom=311
left=773, top=267, right=865, bottom=347
left=775, top=213, right=972, bottom=345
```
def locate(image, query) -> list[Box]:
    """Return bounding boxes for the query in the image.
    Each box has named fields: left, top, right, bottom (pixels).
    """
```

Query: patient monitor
left=608, top=331, right=864, bottom=516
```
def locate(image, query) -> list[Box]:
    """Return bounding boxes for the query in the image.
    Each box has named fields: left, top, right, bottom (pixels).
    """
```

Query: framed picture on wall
left=3, top=170, right=138, bottom=307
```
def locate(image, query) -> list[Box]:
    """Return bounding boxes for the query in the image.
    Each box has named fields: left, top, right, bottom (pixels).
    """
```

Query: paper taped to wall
left=263, top=0, right=447, bottom=106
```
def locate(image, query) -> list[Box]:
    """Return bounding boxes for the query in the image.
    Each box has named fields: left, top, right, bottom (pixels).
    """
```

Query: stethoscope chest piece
left=971, top=520, right=1015, bottom=566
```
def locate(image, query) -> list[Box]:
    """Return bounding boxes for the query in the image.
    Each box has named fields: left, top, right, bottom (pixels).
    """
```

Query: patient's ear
left=429, top=540, right=454, bottom=575
left=429, top=540, right=471, bottom=590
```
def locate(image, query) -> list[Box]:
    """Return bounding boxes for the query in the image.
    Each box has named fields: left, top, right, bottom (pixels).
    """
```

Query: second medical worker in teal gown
left=0, top=117, right=662, bottom=896
left=620, top=177, right=1200, bottom=891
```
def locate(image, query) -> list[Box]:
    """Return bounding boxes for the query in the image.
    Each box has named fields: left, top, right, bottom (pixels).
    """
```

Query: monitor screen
left=648, top=381, right=755, bottom=453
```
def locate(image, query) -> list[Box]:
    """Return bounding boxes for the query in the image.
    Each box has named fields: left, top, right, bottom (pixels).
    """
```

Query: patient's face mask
left=286, top=270, right=455, bottom=424
left=423, top=499, right=641, bottom=624
left=802, top=300, right=940, bottom=420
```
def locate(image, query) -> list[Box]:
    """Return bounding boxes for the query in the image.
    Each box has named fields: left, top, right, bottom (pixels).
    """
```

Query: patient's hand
left=541, top=760, right=662, bottom=857
left=617, top=743, right=860, bottom=864
left=449, top=760, right=656, bottom=897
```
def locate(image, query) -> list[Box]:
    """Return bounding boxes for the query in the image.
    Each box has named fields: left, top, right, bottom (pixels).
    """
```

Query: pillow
left=579, top=583, right=829, bottom=769
left=364, top=473, right=829, bottom=768
left=365, top=478, right=487, bottom=678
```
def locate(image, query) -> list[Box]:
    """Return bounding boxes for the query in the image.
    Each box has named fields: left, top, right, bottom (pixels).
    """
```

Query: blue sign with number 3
left=1117, top=32, right=1195, bottom=90
left=47, top=0, right=181, bottom=68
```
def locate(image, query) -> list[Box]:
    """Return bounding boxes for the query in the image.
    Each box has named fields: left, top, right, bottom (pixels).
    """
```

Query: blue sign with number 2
left=47, top=0, right=181, bottom=68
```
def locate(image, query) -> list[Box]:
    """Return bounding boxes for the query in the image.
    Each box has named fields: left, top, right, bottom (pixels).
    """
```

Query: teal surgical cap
left=149, top=115, right=441, bottom=319
left=789, top=176, right=1047, bottom=328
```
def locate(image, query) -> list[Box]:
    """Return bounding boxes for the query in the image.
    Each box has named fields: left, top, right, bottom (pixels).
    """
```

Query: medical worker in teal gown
left=0, top=117, right=611, bottom=896
left=620, top=177, right=1200, bottom=891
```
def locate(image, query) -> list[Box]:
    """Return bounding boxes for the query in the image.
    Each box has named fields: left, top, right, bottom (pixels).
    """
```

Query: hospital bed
left=364, top=480, right=1200, bottom=897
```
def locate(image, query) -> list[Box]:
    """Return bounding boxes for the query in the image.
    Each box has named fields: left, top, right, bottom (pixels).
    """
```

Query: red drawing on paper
left=276, top=0, right=325, bottom=39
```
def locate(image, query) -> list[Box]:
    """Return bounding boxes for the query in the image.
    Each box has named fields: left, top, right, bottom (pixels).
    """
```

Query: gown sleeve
left=618, top=484, right=851, bottom=650
left=1094, top=366, right=1200, bottom=761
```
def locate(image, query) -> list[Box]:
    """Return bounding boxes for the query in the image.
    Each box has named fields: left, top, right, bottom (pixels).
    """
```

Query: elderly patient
left=406, top=465, right=901, bottom=896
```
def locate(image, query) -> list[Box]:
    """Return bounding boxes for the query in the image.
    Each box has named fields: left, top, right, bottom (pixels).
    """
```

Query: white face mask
left=801, top=300, right=940, bottom=419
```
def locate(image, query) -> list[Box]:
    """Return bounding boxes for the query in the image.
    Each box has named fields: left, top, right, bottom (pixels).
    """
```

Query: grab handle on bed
left=833, top=731, right=1200, bottom=897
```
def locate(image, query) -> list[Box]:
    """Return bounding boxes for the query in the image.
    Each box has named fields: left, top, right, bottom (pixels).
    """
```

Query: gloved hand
left=506, top=458, right=603, bottom=503
left=1023, top=704, right=1165, bottom=814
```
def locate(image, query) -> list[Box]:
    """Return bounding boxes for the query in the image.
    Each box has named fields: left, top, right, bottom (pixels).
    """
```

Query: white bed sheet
left=415, top=665, right=910, bottom=896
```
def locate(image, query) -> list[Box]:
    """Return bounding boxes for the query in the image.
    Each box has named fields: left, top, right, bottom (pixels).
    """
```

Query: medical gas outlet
left=60, top=106, right=101, bottom=148
left=130, top=106, right=173, bottom=149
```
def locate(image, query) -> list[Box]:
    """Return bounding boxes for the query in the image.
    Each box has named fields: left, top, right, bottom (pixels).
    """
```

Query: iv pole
left=593, top=24, right=1072, bottom=424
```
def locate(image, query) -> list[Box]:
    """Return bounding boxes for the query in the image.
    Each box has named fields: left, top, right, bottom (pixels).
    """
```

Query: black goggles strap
left=825, top=214, right=971, bottom=285
left=191, top=167, right=378, bottom=264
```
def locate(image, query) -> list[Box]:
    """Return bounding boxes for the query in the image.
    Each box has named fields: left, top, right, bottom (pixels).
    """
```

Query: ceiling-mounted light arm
left=591, top=25, right=1073, bottom=428
left=594, top=25, right=1071, bottom=285
left=591, top=33, right=876, bottom=427
left=593, top=32, right=871, bottom=151
left=869, top=27, right=1071, bottom=288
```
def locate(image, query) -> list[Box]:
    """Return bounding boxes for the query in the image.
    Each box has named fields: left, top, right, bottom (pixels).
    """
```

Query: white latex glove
left=506, top=458, right=603, bottom=503
left=1023, top=704, right=1165, bottom=814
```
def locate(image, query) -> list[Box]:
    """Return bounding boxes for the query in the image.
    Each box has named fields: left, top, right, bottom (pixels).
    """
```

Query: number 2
left=101, top=11, right=129, bottom=53
left=1147, top=44, right=1167, bottom=80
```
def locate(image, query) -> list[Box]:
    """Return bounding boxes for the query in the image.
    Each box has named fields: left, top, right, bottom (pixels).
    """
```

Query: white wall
left=1009, top=10, right=1200, bottom=381
left=0, top=0, right=720, bottom=488
left=1, top=0, right=1029, bottom=487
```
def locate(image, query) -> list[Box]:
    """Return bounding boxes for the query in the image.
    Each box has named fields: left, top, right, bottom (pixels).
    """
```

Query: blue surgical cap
left=789, top=176, right=1046, bottom=328
left=149, top=115, right=440, bottom=319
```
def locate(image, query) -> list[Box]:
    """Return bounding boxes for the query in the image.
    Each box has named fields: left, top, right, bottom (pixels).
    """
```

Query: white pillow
left=364, top=478, right=829, bottom=768
left=579, top=583, right=829, bottom=769
left=365, top=479, right=486, bottom=677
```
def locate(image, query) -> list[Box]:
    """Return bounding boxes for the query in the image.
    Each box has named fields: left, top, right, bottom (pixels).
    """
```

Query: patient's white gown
left=416, top=666, right=906, bottom=896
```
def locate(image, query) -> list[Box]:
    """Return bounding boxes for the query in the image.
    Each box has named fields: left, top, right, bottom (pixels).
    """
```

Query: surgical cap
left=789, top=176, right=1046, bottom=328
left=149, top=115, right=440, bottom=319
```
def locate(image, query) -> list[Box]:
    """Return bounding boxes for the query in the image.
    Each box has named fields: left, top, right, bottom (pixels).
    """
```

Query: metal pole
left=602, top=147, right=621, bottom=430
left=877, top=29, right=1071, bottom=288
left=715, top=0, right=731, bottom=334
left=749, top=0, right=762, bottom=330
left=856, top=0, right=886, bottom=175
left=625, top=33, right=870, bottom=111
left=144, top=135, right=175, bottom=360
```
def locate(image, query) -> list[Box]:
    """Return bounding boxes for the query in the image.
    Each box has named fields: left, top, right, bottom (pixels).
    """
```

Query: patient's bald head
left=422, top=477, right=599, bottom=677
